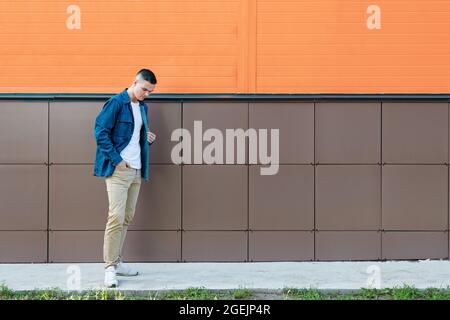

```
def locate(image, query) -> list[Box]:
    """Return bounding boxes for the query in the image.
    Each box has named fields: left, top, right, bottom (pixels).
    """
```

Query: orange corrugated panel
left=0, top=0, right=242, bottom=93
left=0, top=0, right=449, bottom=93
left=257, top=0, right=450, bottom=93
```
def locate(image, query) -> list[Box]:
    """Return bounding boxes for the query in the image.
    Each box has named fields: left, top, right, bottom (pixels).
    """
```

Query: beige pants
left=103, top=166, right=141, bottom=268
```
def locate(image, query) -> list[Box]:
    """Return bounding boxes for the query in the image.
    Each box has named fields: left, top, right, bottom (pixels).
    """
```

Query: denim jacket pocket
left=114, top=119, right=133, bottom=137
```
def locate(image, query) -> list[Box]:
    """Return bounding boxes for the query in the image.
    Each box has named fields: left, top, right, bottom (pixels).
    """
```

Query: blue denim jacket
left=93, top=89, right=150, bottom=181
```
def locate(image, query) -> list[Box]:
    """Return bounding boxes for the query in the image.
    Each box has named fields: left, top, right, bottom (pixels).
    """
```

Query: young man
left=94, top=69, right=157, bottom=288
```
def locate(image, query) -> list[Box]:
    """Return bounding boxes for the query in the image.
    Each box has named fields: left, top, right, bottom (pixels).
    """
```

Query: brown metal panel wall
left=0, top=165, right=47, bottom=230
left=314, top=102, right=383, bottom=260
left=249, top=165, right=314, bottom=230
left=49, top=102, right=104, bottom=163
left=382, top=232, right=448, bottom=260
left=1, top=98, right=450, bottom=262
left=316, top=102, right=381, bottom=164
left=122, top=231, right=181, bottom=262
left=183, top=102, right=248, bottom=164
left=0, top=100, right=48, bottom=262
left=249, top=231, right=314, bottom=261
left=315, top=165, right=381, bottom=230
left=49, top=231, right=180, bottom=262
left=382, top=165, right=448, bottom=231
left=380, top=102, right=449, bottom=261
left=315, top=231, right=382, bottom=261
left=182, top=231, right=247, bottom=262
left=0, top=101, right=48, bottom=163
left=249, top=102, right=314, bottom=164
left=247, top=103, right=315, bottom=260
left=183, top=165, right=247, bottom=230
left=49, top=165, right=107, bottom=230
left=382, top=102, right=448, bottom=164
left=132, top=165, right=181, bottom=230
left=148, top=102, right=182, bottom=164
left=0, top=231, right=47, bottom=263
left=49, top=231, right=103, bottom=262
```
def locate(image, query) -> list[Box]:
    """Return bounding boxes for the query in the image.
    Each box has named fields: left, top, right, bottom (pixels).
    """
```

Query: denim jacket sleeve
left=144, top=104, right=154, bottom=145
left=94, top=98, right=123, bottom=166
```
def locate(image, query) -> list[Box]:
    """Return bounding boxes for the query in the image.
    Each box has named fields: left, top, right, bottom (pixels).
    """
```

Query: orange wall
left=0, top=0, right=449, bottom=93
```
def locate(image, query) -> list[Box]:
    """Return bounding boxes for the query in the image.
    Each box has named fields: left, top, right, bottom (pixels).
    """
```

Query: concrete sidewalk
left=1, top=261, right=450, bottom=291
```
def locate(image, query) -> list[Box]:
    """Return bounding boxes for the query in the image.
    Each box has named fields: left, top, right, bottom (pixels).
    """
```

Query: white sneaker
left=104, top=266, right=118, bottom=288
left=116, top=262, right=139, bottom=276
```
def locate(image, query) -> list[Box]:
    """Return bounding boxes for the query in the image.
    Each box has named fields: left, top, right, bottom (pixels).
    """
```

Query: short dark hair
left=136, top=68, right=157, bottom=85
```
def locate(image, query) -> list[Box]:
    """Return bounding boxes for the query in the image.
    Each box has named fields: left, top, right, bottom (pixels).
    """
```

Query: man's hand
left=117, top=160, right=128, bottom=169
left=147, top=131, right=156, bottom=144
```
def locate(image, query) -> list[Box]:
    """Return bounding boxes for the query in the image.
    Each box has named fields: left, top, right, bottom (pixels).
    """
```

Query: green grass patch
left=282, top=285, right=450, bottom=300
left=160, top=287, right=224, bottom=300
left=232, top=287, right=253, bottom=299
left=1, top=283, right=450, bottom=300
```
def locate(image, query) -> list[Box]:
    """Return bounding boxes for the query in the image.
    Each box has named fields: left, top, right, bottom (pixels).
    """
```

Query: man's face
left=133, top=80, right=155, bottom=101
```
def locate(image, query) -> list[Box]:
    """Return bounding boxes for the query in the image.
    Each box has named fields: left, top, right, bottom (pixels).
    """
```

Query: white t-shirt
left=120, top=101, right=143, bottom=169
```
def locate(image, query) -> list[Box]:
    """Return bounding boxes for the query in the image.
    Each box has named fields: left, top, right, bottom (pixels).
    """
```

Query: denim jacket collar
left=119, top=88, right=147, bottom=108
left=119, top=89, right=131, bottom=104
